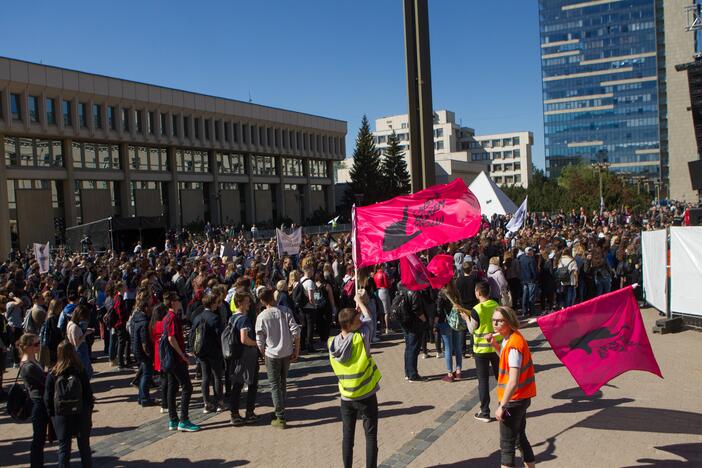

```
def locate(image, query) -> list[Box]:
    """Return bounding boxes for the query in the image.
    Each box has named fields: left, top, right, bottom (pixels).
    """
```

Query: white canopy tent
left=468, top=171, right=518, bottom=218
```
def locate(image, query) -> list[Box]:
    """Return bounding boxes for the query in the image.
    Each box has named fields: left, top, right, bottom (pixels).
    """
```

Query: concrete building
left=470, top=132, right=534, bottom=188
left=0, top=57, right=346, bottom=257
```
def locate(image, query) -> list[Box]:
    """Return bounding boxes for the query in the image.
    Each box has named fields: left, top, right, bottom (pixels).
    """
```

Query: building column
left=326, top=160, right=336, bottom=213
left=0, top=133, right=12, bottom=258
left=244, top=154, right=255, bottom=225
left=208, top=150, right=221, bottom=225
left=119, top=143, right=134, bottom=217
left=62, top=138, right=78, bottom=227
left=302, top=159, right=312, bottom=221
left=276, top=155, right=285, bottom=221
left=168, top=147, right=180, bottom=229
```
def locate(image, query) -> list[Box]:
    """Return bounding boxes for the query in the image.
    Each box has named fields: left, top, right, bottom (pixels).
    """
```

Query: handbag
left=6, top=364, right=32, bottom=421
left=447, top=307, right=467, bottom=332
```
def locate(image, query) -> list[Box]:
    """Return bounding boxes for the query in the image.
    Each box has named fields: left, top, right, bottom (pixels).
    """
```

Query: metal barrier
left=247, top=223, right=351, bottom=240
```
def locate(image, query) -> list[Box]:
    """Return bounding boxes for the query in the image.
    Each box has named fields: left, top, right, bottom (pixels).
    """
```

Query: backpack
left=554, top=259, right=574, bottom=283
left=192, top=318, right=209, bottom=358
left=389, top=290, right=412, bottom=328
left=6, top=365, right=32, bottom=421
left=159, top=315, right=177, bottom=373
left=221, top=315, right=245, bottom=361
left=313, top=284, right=328, bottom=310
left=54, top=371, right=83, bottom=416
left=292, top=279, right=311, bottom=311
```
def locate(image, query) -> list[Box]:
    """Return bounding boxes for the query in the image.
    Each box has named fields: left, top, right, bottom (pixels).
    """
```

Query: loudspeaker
left=689, top=208, right=702, bottom=226
left=689, top=159, right=702, bottom=190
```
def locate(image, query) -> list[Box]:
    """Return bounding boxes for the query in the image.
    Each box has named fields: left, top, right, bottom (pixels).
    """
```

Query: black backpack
left=390, top=290, right=412, bottom=328
left=54, top=371, right=83, bottom=416
left=192, top=318, right=209, bottom=358
left=221, top=315, right=245, bottom=361
left=554, top=259, right=574, bottom=283
left=6, top=365, right=32, bottom=421
left=292, top=279, right=311, bottom=311
left=313, top=284, right=329, bottom=310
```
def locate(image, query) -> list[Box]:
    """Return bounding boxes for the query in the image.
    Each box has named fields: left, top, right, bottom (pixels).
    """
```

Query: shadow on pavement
left=577, top=407, right=702, bottom=435
left=528, top=397, right=634, bottom=419
left=620, top=442, right=702, bottom=467
left=94, top=456, right=249, bottom=467
left=426, top=450, right=501, bottom=467
left=288, top=404, right=435, bottom=429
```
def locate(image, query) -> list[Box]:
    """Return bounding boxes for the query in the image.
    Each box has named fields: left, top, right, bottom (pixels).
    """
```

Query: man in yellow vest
left=329, top=290, right=382, bottom=468
left=461, top=280, right=501, bottom=422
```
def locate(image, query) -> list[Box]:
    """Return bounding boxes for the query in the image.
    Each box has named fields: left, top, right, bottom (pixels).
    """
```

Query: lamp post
left=591, top=149, right=610, bottom=214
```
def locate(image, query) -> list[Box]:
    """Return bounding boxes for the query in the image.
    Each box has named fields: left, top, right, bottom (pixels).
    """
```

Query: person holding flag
left=487, top=305, right=536, bottom=468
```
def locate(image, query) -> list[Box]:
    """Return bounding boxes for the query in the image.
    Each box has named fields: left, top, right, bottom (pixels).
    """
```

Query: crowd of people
left=0, top=201, right=684, bottom=467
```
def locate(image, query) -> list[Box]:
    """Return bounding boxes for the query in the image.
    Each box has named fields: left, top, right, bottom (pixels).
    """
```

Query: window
left=254, top=183, right=270, bottom=191
left=283, top=157, right=304, bottom=177
left=214, top=121, right=220, bottom=141
left=310, top=184, right=323, bottom=192
left=233, top=123, right=240, bottom=143
left=135, top=110, right=142, bottom=133
left=122, top=108, right=129, bottom=131
left=160, top=113, right=167, bottom=136
left=78, top=102, right=87, bottom=127
left=46, top=98, right=56, bottom=125
left=148, top=111, right=155, bottom=134
left=172, top=115, right=179, bottom=136
left=194, top=118, right=201, bottom=139
left=219, top=182, right=239, bottom=191
left=513, top=136, right=520, bottom=145
left=176, top=149, right=209, bottom=172
left=242, top=124, right=248, bottom=144
left=63, top=100, right=72, bottom=127
left=224, top=122, right=230, bottom=142
left=435, top=141, right=444, bottom=150
left=11, top=94, right=21, bottom=121
left=93, top=104, right=102, bottom=129
left=435, top=128, right=444, bottom=138
left=251, top=155, right=276, bottom=176
left=28, top=96, right=39, bottom=123
left=377, top=135, right=386, bottom=144
left=309, top=159, right=328, bottom=178
left=284, top=184, right=298, bottom=191
left=4, top=137, right=63, bottom=167
left=184, top=117, right=190, bottom=138
left=107, top=106, right=116, bottom=130
left=401, top=122, right=407, bottom=129
left=216, top=152, right=246, bottom=174
left=514, top=149, right=520, bottom=158
left=205, top=119, right=211, bottom=140
left=514, top=162, right=521, bottom=171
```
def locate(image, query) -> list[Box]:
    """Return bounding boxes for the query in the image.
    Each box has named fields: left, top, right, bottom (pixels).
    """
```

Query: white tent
left=468, top=171, right=518, bottom=218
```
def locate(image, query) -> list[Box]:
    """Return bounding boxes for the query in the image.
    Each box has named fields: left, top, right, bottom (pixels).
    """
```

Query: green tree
left=344, top=115, right=384, bottom=207
left=380, top=131, right=411, bottom=200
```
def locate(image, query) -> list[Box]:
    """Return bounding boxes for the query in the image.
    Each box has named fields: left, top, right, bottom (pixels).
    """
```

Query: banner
left=537, top=286, right=662, bottom=396
left=670, top=226, right=702, bottom=316
left=33, top=242, right=50, bottom=273
left=506, top=196, right=527, bottom=233
left=399, top=253, right=455, bottom=291
left=276, top=227, right=302, bottom=256
left=641, top=229, right=667, bottom=313
left=219, top=242, right=236, bottom=259
left=353, top=178, right=481, bottom=268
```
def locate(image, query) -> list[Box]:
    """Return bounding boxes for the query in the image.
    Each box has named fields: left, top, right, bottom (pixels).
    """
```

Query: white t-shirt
left=501, top=334, right=523, bottom=369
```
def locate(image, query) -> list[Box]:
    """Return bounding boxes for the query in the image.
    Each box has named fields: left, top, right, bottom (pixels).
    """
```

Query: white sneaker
left=160, top=408, right=168, bottom=414
left=436, top=352, right=444, bottom=358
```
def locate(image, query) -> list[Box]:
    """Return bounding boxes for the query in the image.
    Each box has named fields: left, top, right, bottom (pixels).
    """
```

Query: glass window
left=19, top=138, right=33, bottom=166
left=252, top=155, right=276, bottom=175
left=513, top=136, right=520, bottom=145
left=97, top=144, right=110, bottom=169
left=72, top=142, right=82, bottom=168
left=194, top=118, right=201, bottom=139
left=215, top=121, right=220, bottom=141
left=93, top=104, right=102, bottom=129
left=309, top=159, right=328, bottom=178
left=135, top=110, right=142, bottom=133
left=28, top=96, right=39, bottom=123
left=63, top=100, right=72, bottom=126
left=122, top=108, right=129, bottom=131
left=160, top=113, right=167, bottom=136
left=216, top=152, right=245, bottom=174
left=138, top=146, right=148, bottom=170
left=242, top=124, right=248, bottom=144
left=84, top=143, right=96, bottom=169
left=283, top=157, right=304, bottom=177
left=4, top=137, right=18, bottom=166
left=11, top=94, right=21, bottom=121
left=172, top=114, right=179, bottom=136
left=52, top=141, right=63, bottom=167
left=107, top=106, right=116, bottom=130
left=36, top=139, right=51, bottom=167
left=78, top=103, right=87, bottom=127
left=46, top=98, right=56, bottom=125
left=148, top=111, right=155, bottom=134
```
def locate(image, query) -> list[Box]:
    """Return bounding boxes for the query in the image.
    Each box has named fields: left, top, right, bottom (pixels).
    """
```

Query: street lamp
left=591, top=149, right=610, bottom=214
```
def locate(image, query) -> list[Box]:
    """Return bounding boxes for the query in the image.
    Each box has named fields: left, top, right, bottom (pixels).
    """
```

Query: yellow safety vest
left=328, top=333, right=382, bottom=400
left=473, top=299, right=501, bottom=354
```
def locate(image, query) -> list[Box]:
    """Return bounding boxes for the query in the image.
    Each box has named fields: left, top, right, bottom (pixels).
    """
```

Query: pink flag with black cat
left=352, top=178, right=481, bottom=268
left=537, top=286, right=663, bottom=395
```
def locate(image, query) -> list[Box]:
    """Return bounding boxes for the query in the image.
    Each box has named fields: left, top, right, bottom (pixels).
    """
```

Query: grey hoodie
left=329, top=318, right=378, bottom=401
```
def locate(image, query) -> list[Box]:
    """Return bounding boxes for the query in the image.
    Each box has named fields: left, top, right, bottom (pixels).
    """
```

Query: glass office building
left=539, top=0, right=662, bottom=182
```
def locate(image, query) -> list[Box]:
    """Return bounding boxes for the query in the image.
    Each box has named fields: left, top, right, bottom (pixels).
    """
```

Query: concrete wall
left=284, top=190, right=302, bottom=224
left=180, top=189, right=204, bottom=224
left=80, top=189, right=112, bottom=223
left=254, top=187, right=273, bottom=221
left=665, top=0, right=699, bottom=202
left=310, top=190, right=325, bottom=213
left=135, top=189, right=163, bottom=217
left=16, top=189, right=54, bottom=248
left=220, top=190, right=241, bottom=225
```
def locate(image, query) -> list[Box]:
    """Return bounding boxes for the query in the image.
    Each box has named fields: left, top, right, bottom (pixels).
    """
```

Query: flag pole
left=351, top=205, right=359, bottom=296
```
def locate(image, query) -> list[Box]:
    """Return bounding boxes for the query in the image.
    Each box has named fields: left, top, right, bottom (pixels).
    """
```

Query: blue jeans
left=403, top=329, right=421, bottom=379
left=108, top=329, right=117, bottom=362
left=138, top=359, right=153, bottom=405
left=521, top=283, right=536, bottom=316
left=564, top=285, right=576, bottom=308
left=266, top=356, right=291, bottom=420
left=438, top=323, right=463, bottom=373
left=595, top=274, right=612, bottom=296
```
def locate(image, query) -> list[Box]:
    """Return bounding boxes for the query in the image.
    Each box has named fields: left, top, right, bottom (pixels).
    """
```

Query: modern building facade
left=365, top=110, right=533, bottom=188
left=0, top=57, right=346, bottom=257
left=539, top=0, right=700, bottom=202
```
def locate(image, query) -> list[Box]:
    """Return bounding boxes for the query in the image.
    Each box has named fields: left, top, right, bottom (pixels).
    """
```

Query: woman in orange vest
left=487, top=306, right=536, bottom=468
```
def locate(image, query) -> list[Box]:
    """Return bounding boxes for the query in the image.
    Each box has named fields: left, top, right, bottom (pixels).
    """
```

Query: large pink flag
left=353, top=179, right=481, bottom=268
left=537, top=286, right=663, bottom=395
left=399, top=253, right=454, bottom=291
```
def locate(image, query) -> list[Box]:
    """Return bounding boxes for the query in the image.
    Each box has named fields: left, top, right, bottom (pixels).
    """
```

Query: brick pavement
left=1, top=308, right=700, bottom=467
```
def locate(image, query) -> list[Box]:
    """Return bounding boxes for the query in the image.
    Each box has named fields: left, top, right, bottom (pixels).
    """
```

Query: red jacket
left=113, top=293, right=129, bottom=329
left=152, top=320, right=164, bottom=372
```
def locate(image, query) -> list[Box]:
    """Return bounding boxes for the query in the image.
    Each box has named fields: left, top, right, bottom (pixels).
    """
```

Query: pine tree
left=344, top=115, right=384, bottom=207
left=380, top=130, right=411, bottom=200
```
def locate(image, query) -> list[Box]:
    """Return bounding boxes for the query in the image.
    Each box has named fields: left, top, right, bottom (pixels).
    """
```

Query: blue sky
left=1, top=0, right=544, bottom=167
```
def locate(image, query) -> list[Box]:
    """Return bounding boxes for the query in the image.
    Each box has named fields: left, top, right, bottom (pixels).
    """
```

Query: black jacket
left=130, top=311, right=152, bottom=362
left=190, top=309, right=223, bottom=360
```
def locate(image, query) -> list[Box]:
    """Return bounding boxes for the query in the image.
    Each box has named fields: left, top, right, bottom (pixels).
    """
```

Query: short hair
left=233, top=291, right=250, bottom=308
left=202, top=293, right=218, bottom=309
left=163, top=291, right=180, bottom=307
left=475, top=280, right=490, bottom=298
left=462, top=261, right=473, bottom=274
left=494, top=306, right=520, bottom=331
left=258, top=287, right=275, bottom=305
left=338, top=307, right=359, bottom=332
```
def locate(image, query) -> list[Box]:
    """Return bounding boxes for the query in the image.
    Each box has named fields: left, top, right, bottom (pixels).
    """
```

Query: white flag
left=327, top=216, right=340, bottom=225
left=276, top=227, right=302, bottom=256
left=506, top=196, right=528, bottom=233
left=33, top=242, right=50, bottom=273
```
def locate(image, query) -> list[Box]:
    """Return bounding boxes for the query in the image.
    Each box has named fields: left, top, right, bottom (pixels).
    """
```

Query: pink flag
left=537, top=286, right=662, bottom=396
left=353, top=179, right=481, bottom=268
left=399, top=253, right=455, bottom=291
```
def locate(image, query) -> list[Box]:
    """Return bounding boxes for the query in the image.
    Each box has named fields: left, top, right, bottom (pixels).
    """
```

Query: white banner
left=641, top=230, right=667, bottom=313
left=33, top=242, right=50, bottom=273
left=670, top=227, right=702, bottom=316
left=506, top=196, right=527, bottom=233
left=276, top=227, right=302, bottom=256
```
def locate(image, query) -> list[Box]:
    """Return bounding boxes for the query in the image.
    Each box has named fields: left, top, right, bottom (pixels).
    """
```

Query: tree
left=380, top=131, right=411, bottom=200
left=344, top=115, right=384, bottom=207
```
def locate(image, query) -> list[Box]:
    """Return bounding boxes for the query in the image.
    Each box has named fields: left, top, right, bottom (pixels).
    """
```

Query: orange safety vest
left=497, top=331, right=536, bottom=402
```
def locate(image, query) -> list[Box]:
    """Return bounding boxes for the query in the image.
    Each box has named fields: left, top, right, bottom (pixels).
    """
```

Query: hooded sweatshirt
left=328, top=317, right=378, bottom=401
